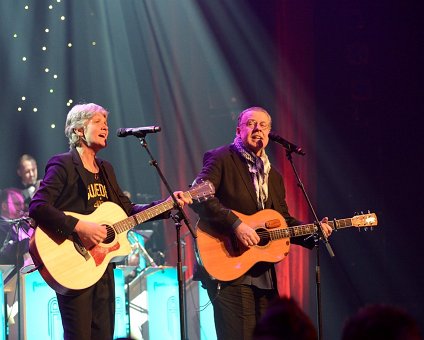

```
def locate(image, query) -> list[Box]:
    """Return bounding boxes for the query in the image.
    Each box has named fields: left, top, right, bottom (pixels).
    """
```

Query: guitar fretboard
left=111, top=190, right=197, bottom=235
left=269, top=218, right=354, bottom=240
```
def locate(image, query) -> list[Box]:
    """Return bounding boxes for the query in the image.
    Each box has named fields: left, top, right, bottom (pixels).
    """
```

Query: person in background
left=0, top=188, right=33, bottom=268
left=29, top=103, right=192, bottom=340
left=17, top=154, right=41, bottom=209
left=191, top=107, right=332, bottom=340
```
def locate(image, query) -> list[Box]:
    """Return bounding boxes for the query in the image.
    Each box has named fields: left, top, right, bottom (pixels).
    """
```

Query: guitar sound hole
left=256, top=228, right=270, bottom=247
left=103, top=225, right=116, bottom=244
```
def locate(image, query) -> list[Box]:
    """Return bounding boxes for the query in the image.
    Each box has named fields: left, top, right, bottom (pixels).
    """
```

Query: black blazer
left=29, top=148, right=159, bottom=238
left=192, top=144, right=313, bottom=248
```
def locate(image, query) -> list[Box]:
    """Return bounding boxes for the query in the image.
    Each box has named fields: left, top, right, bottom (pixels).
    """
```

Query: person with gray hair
left=191, top=106, right=332, bottom=340
left=29, top=103, right=191, bottom=340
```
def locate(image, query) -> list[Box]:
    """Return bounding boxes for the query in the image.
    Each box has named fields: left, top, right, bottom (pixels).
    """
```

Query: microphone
left=5, top=216, right=34, bottom=224
left=269, top=132, right=306, bottom=156
left=116, top=126, right=161, bottom=138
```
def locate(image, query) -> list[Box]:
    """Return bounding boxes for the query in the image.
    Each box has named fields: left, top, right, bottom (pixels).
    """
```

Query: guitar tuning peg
left=364, top=227, right=368, bottom=232
left=360, top=210, right=364, bottom=215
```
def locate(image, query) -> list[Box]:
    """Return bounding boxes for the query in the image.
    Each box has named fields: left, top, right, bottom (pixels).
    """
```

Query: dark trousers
left=206, top=281, right=278, bottom=340
left=56, top=265, right=115, bottom=340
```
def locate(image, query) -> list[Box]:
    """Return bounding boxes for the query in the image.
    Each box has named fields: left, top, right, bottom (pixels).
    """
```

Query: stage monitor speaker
left=128, top=266, right=181, bottom=340
left=18, top=268, right=127, bottom=339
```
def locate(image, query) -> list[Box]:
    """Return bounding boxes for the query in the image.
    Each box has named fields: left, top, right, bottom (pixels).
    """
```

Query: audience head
left=253, top=296, right=318, bottom=340
left=342, top=304, right=422, bottom=340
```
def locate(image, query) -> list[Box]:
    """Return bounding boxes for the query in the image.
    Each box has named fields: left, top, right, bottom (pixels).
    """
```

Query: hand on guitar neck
left=235, top=216, right=333, bottom=248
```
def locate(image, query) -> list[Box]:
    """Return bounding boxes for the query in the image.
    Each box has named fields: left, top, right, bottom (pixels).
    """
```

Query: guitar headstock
left=188, top=180, right=215, bottom=202
left=351, top=213, right=378, bottom=228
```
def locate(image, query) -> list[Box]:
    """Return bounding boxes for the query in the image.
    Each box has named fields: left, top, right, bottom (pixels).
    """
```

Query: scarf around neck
left=233, top=136, right=271, bottom=209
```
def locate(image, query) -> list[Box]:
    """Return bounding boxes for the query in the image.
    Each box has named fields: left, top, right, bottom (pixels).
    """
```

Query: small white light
left=60, top=16, right=65, bottom=21
left=51, top=123, right=56, bottom=128
left=45, top=68, right=49, bottom=73
left=68, top=99, right=73, bottom=103
left=49, top=89, right=54, bottom=93
left=42, top=46, right=47, bottom=51
left=22, top=96, right=26, bottom=101
left=22, top=57, right=27, bottom=61
left=67, top=42, right=72, bottom=47
left=33, top=107, right=38, bottom=112
left=92, top=41, right=96, bottom=46
left=53, top=74, right=58, bottom=79
left=49, top=5, right=53, bottom=10
left=66, top=102, right=71, bottom=107
left=18, top=107, right=22, bottom=112
left=13, top=33, right=18, bottom=38
left=45, top=28, right=50, bottom=33
left=24, top=5, right=29, bottom=10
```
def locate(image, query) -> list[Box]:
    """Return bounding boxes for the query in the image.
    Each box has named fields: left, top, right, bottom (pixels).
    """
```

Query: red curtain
left=273, top=1, right=316, bottom=309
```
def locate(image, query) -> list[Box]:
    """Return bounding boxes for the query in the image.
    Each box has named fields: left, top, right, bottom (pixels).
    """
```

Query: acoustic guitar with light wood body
left=196, top=209, right=378, bottom=281
left=30, top=180, right=215, bottom=295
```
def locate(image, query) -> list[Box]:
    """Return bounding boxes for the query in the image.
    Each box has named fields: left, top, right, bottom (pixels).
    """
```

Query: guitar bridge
left=72, top=234, right=91, bottom=261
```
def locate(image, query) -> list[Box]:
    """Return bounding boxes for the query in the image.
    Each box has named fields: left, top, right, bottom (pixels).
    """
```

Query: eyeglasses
left=242, top=119, right=271, bottom=130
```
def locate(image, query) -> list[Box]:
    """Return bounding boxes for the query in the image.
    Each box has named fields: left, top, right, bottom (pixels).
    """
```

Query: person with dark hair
left=29, top=103, right=191, bottom=340
left=17, top=153, right=41, bottom=208
left=342, top=304, right=422, bottom=340
left=253, top=296, right=317, bottom=340
left=0, top=188, right=32, bottom=267
left=191, top=106, right=332, bottom=340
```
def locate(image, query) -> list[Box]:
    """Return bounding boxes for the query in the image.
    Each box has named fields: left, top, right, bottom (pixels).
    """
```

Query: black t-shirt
left=83, top=168, right=110, bottom=213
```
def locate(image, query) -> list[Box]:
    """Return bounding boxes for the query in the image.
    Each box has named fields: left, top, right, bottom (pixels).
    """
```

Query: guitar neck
left=270, top=218, right=355, bottom=240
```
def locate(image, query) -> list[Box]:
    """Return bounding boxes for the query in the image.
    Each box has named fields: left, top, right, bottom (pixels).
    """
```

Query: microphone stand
left=282, top=148, right=335, bottom=340
left=137, top=134, right=196, bottom=340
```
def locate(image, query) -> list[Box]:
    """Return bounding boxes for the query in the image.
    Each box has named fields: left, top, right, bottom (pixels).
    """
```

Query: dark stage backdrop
left=0, top=1, right=422, bottom=338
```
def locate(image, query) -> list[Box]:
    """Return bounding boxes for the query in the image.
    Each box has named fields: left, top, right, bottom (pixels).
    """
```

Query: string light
left=12, top=1, right=99, bottom=114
